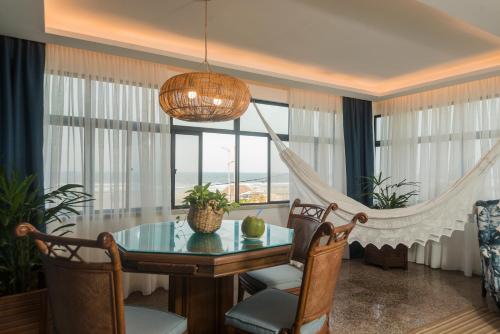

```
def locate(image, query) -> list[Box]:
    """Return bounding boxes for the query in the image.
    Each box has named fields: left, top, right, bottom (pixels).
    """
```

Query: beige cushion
left=125, top=306, right=187, bottom=334
left=225, top=289, right=326, bottom=334
left=246, top=264, right=303, bottom=290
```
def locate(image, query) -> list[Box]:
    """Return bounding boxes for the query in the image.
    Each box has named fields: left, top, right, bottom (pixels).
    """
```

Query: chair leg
left=318, top=314, right=330, bottom=334
left=481, top=277, right=487, bottom=297
left=238, top=281, right=245, bottom=302
left=285, top=287, right=301, bottom=296
left=318, top=322, right=330, bottom=334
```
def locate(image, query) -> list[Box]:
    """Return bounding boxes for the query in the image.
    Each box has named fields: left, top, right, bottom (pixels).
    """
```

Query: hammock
left=253, top=102, right=500, bottom=248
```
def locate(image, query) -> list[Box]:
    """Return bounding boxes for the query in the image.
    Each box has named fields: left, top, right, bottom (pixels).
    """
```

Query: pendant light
left=159, top=0, right=251, bottom=122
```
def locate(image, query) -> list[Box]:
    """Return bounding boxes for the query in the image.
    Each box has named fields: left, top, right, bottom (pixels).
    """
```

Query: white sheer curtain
left=44, top=44, right=174, bottom=296
left=289, top=88, right=346, bottom=203
left=374, top=76, right=500, bottom=276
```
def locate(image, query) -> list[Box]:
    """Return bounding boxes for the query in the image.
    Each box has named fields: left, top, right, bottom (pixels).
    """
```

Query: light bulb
left=213, top=98, right=222, bottom=106
left=188, top=91, right=197, bottom=99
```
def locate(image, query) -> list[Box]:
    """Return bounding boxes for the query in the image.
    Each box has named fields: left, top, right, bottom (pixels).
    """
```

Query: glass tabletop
left=113, top=220, right=294, bottom=256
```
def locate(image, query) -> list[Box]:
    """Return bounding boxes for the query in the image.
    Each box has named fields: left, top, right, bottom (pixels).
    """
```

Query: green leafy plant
left=183, top=183, right=239, bottom=214
left=0, top=170, right=93, bottom=296
left=362, top=172, right=419, bottom=209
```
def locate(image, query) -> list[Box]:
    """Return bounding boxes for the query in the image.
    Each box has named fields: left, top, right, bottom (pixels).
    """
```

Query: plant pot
left=0, top=288, right=48, bottom=333
left=186, top=233, right=224, bottom=253
left=187, top=205, right=224, bottom=233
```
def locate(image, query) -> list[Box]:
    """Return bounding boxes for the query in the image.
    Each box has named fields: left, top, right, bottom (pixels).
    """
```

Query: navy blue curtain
left=0, top=36, right=45, bottom=191
left=343, top=97, right=374, bottom=257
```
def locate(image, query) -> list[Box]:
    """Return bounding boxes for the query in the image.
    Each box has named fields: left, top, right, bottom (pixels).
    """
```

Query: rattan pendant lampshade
left=159, top=1, right=251, bottom=122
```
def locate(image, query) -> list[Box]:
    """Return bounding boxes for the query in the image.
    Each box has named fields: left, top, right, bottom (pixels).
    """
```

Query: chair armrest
left=328, top=213, right=367, bottom=243
left=350, top=212, right=368, bottom=225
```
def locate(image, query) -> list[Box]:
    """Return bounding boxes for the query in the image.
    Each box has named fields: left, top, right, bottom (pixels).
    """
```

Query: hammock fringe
left=253, top=102, right=500, bottom=248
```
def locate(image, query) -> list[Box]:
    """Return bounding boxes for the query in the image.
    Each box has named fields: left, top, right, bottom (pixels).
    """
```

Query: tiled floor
left=125, top=259, right=499, bottom=334
left=330, top=260, right=497, bottom=333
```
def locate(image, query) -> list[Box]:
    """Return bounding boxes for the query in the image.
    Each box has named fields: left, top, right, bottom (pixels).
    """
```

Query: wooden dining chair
left=238, top=199, right=338, bottom=300
left=15, top=223, right=187, bottom=334
left=226, top=216, right=364, bottom=333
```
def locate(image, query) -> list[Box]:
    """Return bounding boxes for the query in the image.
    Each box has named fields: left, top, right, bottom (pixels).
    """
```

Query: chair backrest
left=287, top=199, right=338, bottom=263
left=475, top=200, right=500, bottom=246
left=16, top=223, right=125, bottom=334
left=293, top=212, right=368, bottom=333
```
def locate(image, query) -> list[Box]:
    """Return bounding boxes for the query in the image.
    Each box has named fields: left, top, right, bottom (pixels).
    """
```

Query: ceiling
left=1, top=0, right=500, bottom=99
left=420, top=0, right=500, bottom=38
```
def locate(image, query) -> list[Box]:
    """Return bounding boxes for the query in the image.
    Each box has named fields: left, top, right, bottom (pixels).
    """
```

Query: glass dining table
left=114, top=220, right=294, bottom=334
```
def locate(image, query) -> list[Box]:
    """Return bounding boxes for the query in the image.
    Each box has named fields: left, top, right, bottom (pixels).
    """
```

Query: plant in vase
left=361, top=172, right=419, bottom=270
left=0, top=170, right=93, bottom=331
left=362, top=172, right=419, bottom=209
left=183, top=183, right=239, bottom=233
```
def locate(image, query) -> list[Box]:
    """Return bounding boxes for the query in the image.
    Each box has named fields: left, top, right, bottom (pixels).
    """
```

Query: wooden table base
left=169, top=275, right=234, bottom=334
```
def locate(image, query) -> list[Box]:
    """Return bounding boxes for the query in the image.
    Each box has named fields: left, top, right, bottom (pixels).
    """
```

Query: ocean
left=175, top=172, right=289, bottom=187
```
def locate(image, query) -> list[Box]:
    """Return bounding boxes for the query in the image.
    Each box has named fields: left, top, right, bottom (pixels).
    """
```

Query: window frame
left=170, top=98, right=290, bottom=209
left=374, top=114, right=381, bottom=175
left=374, top=114, right=381, bottom=148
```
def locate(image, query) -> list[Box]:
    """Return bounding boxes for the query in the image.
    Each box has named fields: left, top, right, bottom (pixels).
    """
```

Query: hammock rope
left=253, top=102, right=500, bottom=248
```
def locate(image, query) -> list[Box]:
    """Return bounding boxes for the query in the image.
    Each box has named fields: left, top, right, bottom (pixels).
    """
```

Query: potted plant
left=0, top=170, right=93, bottom=333
left=362, top=172, right=419, bottom=270
left=183, top=183, right=239, bottom=233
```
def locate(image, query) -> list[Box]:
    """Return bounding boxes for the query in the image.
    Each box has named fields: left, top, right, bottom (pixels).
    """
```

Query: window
left=171, top=99, right=290, bottom=208
left=202, top=133, right=236, bottom=200
left=174, top=134, right=200, bottom=206
left=270, top=140, right=289, bottom=201
left=45, top=72, right=289, bottom=211
left=239, top=135, right=268, bottom=203
left=45, top=73, right=170, bottom=213
left=374, top=102, right=500, bottom=176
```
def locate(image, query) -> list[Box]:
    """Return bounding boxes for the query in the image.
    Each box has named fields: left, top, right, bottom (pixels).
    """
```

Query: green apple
left=241, top=239, right=264, bottom=250
left=241, top=216, right=265, bottom=238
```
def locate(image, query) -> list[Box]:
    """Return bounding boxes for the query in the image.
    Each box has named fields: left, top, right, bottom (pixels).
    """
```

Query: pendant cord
left=204, top=0, right=208, bottom=68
